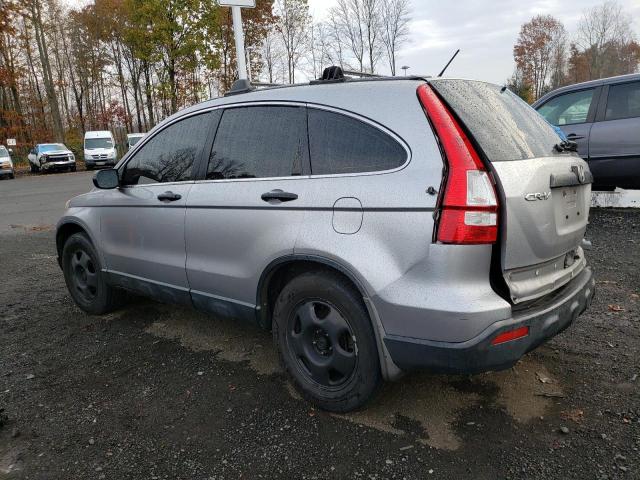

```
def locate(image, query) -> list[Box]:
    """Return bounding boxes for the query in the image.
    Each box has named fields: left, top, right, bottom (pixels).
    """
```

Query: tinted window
left=0, top=146, right=8, bottom=158
left=308, top=110, right=406, bottom=175
left=430, top=79, right=567, bottom=162
left=537, top=89, right=595, bottom=126
left=207, top=106, right=307, bottom=179
left=122, top=113, right=210, bottom=185
left=605, top=81, right=640, bottom=121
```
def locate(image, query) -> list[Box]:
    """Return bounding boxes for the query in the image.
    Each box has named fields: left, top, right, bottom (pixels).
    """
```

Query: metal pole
left=231, top=6, right=247, bottom=80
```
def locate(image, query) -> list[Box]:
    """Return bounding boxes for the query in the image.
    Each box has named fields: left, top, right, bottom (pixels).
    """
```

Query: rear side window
left=207, top=106, right=307, bottom=179
left=122, top=113, right=211, bottom=185
left=605, top=81, right=640, bottom=121
left=430, top=79, right=565, bottom=162
left=537, top=89, right=596, bottom=126
left=308, top=109, right=406, bottom=175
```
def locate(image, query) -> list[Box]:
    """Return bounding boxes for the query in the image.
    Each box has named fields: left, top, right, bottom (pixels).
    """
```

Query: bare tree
left=274, top=0, right=309, bottom=84
left=576, top=0, right=637, bottom=79
left=330, top=0, right=365, bottom=72
left=379, top=0, right=410, bottom=76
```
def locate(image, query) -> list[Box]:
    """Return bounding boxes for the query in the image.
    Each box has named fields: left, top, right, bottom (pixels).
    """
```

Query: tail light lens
left=417, top=84, right=499, bottom=244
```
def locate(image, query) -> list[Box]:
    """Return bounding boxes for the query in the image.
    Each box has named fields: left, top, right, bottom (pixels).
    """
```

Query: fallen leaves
left=608, top=305, right=625, bottom=312
left=561, top=409, right=584, bottom=423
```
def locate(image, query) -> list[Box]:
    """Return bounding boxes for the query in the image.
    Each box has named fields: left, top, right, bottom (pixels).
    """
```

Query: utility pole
left=219, top=1, right=256, bottom=82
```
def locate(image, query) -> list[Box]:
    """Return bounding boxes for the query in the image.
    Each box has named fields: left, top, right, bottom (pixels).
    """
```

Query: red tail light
left=417, top=84, right=499, bottom=244
left=491, top=326, right=529, bottom=345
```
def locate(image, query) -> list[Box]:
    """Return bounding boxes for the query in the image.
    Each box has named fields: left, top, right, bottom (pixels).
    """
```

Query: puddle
left=146, top=308, right=279, bottom=376
left=146, top=309, right=562, bottom=450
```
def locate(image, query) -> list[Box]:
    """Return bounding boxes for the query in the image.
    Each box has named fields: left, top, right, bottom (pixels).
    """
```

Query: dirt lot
left=0, top=208, right=638, bottom=479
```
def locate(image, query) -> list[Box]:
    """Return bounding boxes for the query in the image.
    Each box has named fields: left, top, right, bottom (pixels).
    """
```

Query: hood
left=42, top=149, right=72, bottom=155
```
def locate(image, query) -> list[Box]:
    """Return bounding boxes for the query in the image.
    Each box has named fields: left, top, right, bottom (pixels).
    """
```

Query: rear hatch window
left=428, top=79, right=563, bottom=162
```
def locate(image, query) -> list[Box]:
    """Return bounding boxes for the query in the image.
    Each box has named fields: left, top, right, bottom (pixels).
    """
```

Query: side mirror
left=93, top=169, right=120, bottom=189
left=8, top=148, right=13, bottom=154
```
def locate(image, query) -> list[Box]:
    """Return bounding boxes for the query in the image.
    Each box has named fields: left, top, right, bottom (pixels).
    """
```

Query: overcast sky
left=308, top=0, right=640, bottom=83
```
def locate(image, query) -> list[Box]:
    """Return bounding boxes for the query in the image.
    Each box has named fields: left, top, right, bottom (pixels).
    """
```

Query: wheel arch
left=256, top=254, right=403, bottom=381
left=55, top=220, right=97, bottom=268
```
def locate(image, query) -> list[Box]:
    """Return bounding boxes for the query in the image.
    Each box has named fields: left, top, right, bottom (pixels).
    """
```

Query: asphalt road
left=0, top=172, right=93, bottom=235
left=0, top=173, right=639, bottom=479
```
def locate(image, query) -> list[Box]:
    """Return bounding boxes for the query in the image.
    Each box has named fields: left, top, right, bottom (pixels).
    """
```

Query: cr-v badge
left=525, top=192, right=552, bottom=201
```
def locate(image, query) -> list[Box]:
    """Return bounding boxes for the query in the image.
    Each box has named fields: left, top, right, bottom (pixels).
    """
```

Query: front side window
left=605, top=81, right=640, bottom=121
left=122, top=113, right=211, bottom=185
left=537, top=89, right=596, bottom=126
left=0, top=146, right=9, bottom=158
left=308, top=109, right=406, bottom=175
left=207, top=106, right=307, bottom=180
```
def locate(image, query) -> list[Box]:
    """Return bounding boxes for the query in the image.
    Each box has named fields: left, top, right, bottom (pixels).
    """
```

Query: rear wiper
left=553, top=140, right=578, bottom=153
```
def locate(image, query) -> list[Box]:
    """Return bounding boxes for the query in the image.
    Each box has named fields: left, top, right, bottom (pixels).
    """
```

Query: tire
left=61, top=233, right=124, bottom=315
left=86, top=164, right=94, bottom=171
left=70, top=166, right=77, bottom=172
left=30, top=163, right=38, bottom=173
left=272, top=271, right=381, bottom=412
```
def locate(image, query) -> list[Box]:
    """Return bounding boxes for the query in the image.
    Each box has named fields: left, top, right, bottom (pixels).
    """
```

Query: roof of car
left=534, top=73, right=640, bottom=106
left=84, top=131, right=113, bottom=138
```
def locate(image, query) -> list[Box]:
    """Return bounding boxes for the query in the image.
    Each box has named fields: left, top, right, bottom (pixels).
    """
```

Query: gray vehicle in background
left=0, top=146, right=15, bottom=179
left=56, top=74, right=595, bottom=412
left=534, top=73, right=640, bottom=190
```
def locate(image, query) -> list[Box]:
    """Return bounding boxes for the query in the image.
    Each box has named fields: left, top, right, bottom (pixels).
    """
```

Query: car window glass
left=308, top=109, right=406, bottom=175
left=537, top=89, right=595, bottom=126
left=605, top=81, right=640, bottom=121
left=207, top=106, right=307, bottom=180
left=122, top=113, right=210, bottom=185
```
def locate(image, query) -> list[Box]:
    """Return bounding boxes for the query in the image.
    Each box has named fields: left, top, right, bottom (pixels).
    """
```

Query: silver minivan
left=56, top=74, right=595, bottom=412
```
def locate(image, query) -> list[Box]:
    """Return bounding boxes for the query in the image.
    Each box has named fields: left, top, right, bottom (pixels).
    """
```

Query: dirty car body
left=56, top=76, right=595, bottom=412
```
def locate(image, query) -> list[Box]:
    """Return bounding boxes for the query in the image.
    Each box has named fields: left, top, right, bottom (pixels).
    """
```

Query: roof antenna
left=437, top=49, right=460, bottom=77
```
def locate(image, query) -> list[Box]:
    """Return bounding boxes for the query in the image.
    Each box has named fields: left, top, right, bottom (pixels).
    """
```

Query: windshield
left=40, top=144, right=67, bottom=153
left=429, top=79, right=566, bottom=162
left=0, top=146, right=9, bottom=158
left=128, top=136, right=143, bottom=146
left=85, top=138, right=113, bottom=150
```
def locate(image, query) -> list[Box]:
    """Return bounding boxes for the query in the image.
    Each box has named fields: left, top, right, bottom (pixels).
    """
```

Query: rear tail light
left=417, top=84, right=499, bottom=244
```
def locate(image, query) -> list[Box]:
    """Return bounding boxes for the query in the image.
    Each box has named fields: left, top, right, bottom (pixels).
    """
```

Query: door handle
left=566, top=133, right=584, bottom=140
left=261, top=189, right=298, bottom=203
left=157, top=191, right=182, bottom=202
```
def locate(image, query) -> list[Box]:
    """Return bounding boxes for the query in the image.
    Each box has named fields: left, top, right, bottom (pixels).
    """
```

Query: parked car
left=0, top=145, right=15, bottom=179
left=56, top=72, right=595, bottom=412
left=84, top=131, right=117, bottom=170
left=126, top=133, right=145, bottom=150
left=534, top=73, right=640, bottom=190
left=28, top=143, right=76, bottom=173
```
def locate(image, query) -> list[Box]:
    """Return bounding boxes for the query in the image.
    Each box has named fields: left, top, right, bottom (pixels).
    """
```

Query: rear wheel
left=62, top=233, right=124, bottom=314
left=272, top=271, right=381, bottom=412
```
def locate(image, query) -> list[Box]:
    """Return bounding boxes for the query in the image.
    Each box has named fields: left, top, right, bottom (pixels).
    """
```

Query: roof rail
left=342, top=70, right=383, bottom=78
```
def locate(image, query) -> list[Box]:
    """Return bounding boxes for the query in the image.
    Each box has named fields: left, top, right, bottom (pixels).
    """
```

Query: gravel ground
left=0, top=209, right=638, bottom=480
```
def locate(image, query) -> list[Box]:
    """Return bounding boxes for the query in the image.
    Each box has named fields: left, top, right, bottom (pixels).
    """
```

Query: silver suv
left=56, top=75, right=596, bottom=412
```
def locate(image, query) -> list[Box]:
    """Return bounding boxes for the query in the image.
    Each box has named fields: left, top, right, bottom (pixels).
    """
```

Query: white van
left=84, top=131, right=117, bottom=170
left=126, top=133, right=145, bottom=150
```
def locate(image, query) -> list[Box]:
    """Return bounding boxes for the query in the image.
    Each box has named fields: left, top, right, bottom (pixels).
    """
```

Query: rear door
left=536, top=86, right=601, bottom=159
left=184, top=104, right=311, bottom=322
left=588, top=80, right=640, bottom=189
left=430, top=80, right=592, bottom=303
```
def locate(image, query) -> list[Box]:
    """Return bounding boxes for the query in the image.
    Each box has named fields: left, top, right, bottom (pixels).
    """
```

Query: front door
left=185, top=104, right=310, bottom=322
left=100, top=112, right=214, bottom=303
left=536, top=86, right=600, bottom=160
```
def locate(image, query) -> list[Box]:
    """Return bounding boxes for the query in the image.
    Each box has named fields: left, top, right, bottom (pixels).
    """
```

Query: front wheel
left=272, top=271, right=381, bottom=412
left=62, top=233, right=124, bottom=314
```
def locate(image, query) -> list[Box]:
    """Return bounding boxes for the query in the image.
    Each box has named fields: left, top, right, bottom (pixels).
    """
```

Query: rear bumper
left=384, top=266, right=595, bottom=374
